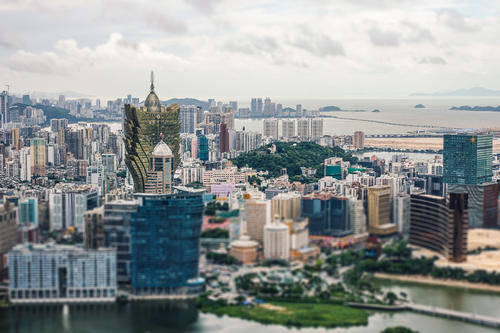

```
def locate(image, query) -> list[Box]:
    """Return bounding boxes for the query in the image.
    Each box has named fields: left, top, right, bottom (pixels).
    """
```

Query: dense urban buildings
left=0, top=201, right=18, bottom=278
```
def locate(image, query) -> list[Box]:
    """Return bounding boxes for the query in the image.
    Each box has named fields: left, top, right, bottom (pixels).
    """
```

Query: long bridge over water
left=348, top=302, right=500, bottom=329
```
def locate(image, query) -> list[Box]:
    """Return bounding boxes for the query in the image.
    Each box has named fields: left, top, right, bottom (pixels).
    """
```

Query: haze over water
left=235, top=98, right=500, bottom=135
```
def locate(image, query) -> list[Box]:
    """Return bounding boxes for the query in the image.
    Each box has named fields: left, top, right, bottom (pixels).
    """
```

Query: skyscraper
left=123, top=72, right=180, bottom=193
left=30, top=138, right=46, bottom=177
left=198, top=134, right=209, bottom=161
left=310, top=118, right=323, bottom=139
left=301, top=193, right=352, bottom=237
left=281, top=119, right=295, bottom=138
left=130, top=192, right=205, bottom=296
left=0, top=90, right=8, bottom=128
left=219, top=122, right=229, bottom=153
left=443, top=133, right=492, bottom=185
left=297, top=118, right=310, bottom=139
left=179, top=105, right=196, bottom=134
left=0, top=201, right=18, bottom=278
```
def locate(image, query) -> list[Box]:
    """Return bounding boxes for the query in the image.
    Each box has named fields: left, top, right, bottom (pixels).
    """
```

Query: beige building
left=281, top=119, right=295, bottom=138
left=30, top=137, right=46, bottom=177
left=0, top=201, right=18, bottom=278
left=271, top=192, right=301, bottom=221
left=83, top=206, right=104, bottom=249
left=229, top=235, right=258, bottom=265
left=263, top=118, right=279, bottom=139
left=246, top=200, right=271, bottom=242
left=368, top=186, right=397, bottom=235
left=354, top=131, right=365, bottom=149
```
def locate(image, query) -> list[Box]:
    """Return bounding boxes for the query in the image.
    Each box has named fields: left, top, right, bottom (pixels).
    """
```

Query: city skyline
left=0, top=1, right=499, bottom=99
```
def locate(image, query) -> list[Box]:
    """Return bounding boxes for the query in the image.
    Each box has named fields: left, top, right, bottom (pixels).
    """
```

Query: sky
left=0, top=0, right=499, bottom=100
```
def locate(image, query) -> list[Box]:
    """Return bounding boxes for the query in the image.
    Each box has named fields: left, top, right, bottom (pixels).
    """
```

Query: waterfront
left=1, top=282, right=499, bottom=333
left=235, top=98, right=500, bottom=135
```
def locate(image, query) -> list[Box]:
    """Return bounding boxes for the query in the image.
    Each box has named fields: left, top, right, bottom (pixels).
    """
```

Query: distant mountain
left=411, top=87, right=500, bottom=97
left=319, top=105, right=341, bottom=112
left=162, top=98, right=210, bottom=110
left=14, top=103, right=84, bottom=124
left=414, top=104, right=426, bottom=108
left=26, top=91, right=93, bottom=99
left=450, top=105, right=500, bottom=111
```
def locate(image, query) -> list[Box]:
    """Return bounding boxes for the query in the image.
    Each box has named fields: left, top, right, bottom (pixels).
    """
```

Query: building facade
left=130, top=192, right=205, bottom=296
left=8, top=244, right=116, bottom=303
left=409, top=193, right=468, bottom=262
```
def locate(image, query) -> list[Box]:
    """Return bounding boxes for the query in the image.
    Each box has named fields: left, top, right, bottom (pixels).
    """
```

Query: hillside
left=162, top=98, right=210, bottom=110
left=232, top=142, right=358, bottom=178
left=14, top=103, right=85, bottom=125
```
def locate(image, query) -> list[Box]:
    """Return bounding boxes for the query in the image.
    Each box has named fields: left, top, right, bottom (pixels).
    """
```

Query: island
left=372, top=109, right=381, bottom=113
left=414, top=104, right=425, bottom=109
left=450, top=105, right=500, bottom=112
left=319, top=105, right=342, bottom=112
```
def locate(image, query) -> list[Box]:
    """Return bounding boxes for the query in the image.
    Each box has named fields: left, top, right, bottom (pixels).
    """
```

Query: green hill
left=232, top=142, right=357, bottom=178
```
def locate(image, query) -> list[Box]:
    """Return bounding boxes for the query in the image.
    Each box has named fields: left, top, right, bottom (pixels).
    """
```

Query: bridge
left=348, top=302, right=500, bottom=329
left=407, top=303, right=500, bottom=329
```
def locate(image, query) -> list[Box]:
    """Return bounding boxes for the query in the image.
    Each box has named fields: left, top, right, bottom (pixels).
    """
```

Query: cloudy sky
left=0, top=0, right=498, bottom=100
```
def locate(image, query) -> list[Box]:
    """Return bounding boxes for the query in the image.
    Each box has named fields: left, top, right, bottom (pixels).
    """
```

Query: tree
left=381, top=327, right=418, bottom=333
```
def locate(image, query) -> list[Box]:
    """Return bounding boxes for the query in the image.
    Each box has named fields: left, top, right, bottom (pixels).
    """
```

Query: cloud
left=224, top=35, right=279, bottom=56
left=145, top=11, right=188, bottom=33
left=291, top=34, right=345, bottom=57
left=368, top=26, right=400, bottom=47
left=417, top=56, right=447, bottom=65
left=403, top=22, right=434, bottom=43
left=439, top=9, right=478, bottom=33
left=1, top=33, right=188, bottom=75
left=185, top=0, right=222, bottom=15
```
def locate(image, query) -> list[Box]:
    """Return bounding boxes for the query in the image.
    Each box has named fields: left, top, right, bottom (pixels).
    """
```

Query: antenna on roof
left=150, top=71, right=154, bottom=92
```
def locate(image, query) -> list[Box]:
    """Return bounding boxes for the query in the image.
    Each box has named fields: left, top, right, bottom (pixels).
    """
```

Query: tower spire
left=150, top=70, right=155, bottom=92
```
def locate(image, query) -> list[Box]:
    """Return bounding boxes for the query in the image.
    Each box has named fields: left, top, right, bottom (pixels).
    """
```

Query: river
left=1, top=282, right=499, bottom=333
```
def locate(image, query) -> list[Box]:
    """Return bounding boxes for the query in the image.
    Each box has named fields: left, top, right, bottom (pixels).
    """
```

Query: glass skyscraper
left=130, top=192, right=205, bottom=296
left=301, top=194, right=352, bottom=237
left=443, top=133, right=492, bottom=185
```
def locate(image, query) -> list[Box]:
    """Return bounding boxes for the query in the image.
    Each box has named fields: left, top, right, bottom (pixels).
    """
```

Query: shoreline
left=373, top=273, right=500, bottom=293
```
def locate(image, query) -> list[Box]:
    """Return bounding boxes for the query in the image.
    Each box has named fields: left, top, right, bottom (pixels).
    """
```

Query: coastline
left=373, top=273, right=500, bottom=293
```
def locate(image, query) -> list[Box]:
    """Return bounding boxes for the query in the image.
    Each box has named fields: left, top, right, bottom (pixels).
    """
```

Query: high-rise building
left=0, top=90, right=8, bottom=127
left=10, top=128, right=19, bottom=151
left=19, top=198, right=38, bottom=228
left=130, top=192, right=205, bottom=296
left=310, top=118, right=323, bottom=139
left=103, top=200, right=139, bottom=285
left=409, top=193, right=468, bottom=262
left=301, top=193, right=352, bottom=237
left=281, top=119, right=295, bottom=138
left=354, top=131, right=365, bottom=149
left=49, top=185, right=99, bottom=231
left=19, top=147, right=31, bottom=181
left=0, top=201, right=18, bottom=278
left=250, top=98, right=263, bottom=117
left=264, top=218, right=290, bottom=260
left=246, top=200, right=271, bottom=242
left=30, top=138, right=46, bottom=177
left=296, top=104, right=302, bottom=117
left=229, top=101, right=238, bottom=112
left=84, top=207, right=104, bottom=249
left=102, top=153, right=117, bottom=172
left=297, top=118, right=310, bottom=139
left=8, top=244, right=117, bottom=303
left=271, top=192, right=301, bottom=220
left=124, top=72, right=181, bottom=193
left=393, top=194, right=410, bottom=235
left=180, top=105, right=196, bottom=134
left=443, top=133, right=492, bottom=185
left=198, top=134, right=209, bottom=161
left=263, top=118, right=278, bottom=139
left=219, top=123, right=229, bottom=153
left=50, top=118, right=68, bottom=132
left=367, top=186, right=397, bottom=235
left=349, top=197, right=367, bottom=235
left=144, top=139, right=174, bottom=194
left=446, top=182, right=499, bottom=228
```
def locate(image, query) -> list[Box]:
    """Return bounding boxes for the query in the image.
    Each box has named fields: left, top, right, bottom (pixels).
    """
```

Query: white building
left=310, top=118, right=323, bottom=139
left=281, top=119, right=295, bottom=138
left=263, top=118, right=279, bottom=139
left=264, top=218, right=290, bottom=260
left=297, top=118, right=310, bottom=140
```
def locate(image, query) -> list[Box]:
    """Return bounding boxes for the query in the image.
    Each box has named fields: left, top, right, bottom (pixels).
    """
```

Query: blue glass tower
left=198, top=135, right=209, bottom=161
left=301, top=194, right=352, bottom=237
left=443, top=133, right=492, bottom=185
left=130, top=192, right=205, bottom=295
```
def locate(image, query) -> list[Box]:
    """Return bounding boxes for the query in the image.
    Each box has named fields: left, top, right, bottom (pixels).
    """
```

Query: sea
left=234, top=97, right=500, bottom=135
